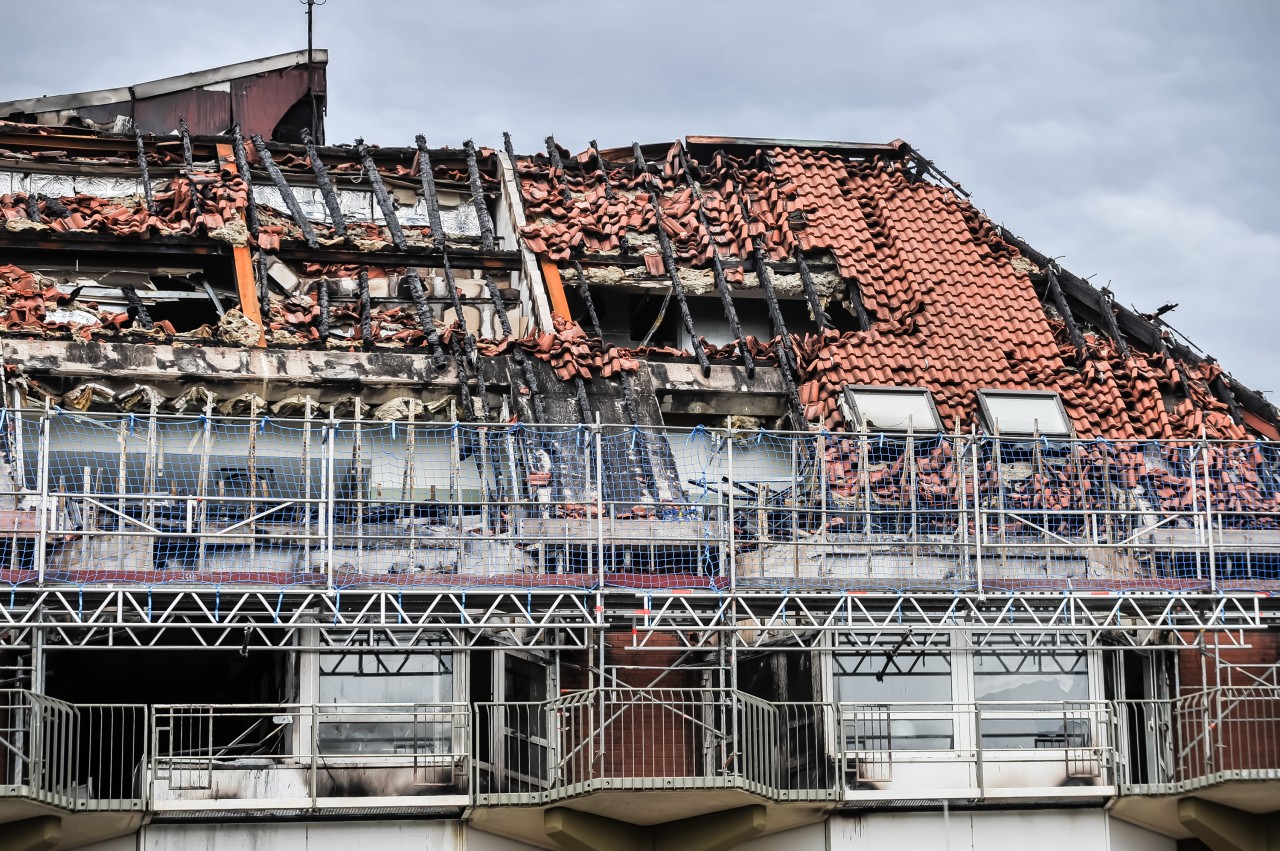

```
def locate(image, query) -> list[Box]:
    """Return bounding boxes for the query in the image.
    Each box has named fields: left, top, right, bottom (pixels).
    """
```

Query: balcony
left=1111, top=686, right=1280, bottom=839
left=1, top=685, right=1276, bottom=846
left=0, top=410, right=1275, bottom=595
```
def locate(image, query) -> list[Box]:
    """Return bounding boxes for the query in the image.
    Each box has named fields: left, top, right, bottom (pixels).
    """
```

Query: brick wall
left=559, top=631, right=702, bottom=782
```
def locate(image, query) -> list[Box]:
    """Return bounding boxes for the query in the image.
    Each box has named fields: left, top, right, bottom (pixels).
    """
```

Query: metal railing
left=472, top=687, right=840, bottom=806
left=0, top=690, right=146, bottom=810
left=1, top=410, right=1279, bottom=592
left=151, top=702, right=469, bottom=808
left=1, top=687, right=1276, bottom=812
left=840, top=700, right=1114, bottom=795
left=1116, top=686, right=1280, bottom=794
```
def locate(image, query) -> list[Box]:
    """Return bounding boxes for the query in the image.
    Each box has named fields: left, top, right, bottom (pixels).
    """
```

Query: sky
left=3, top=0, right=1277, bottom=395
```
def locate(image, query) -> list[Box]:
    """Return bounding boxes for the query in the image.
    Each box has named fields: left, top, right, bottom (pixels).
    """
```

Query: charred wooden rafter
left=734, top=185, right=807, bottom=425
left=572, top=261, right=603, bottom=339
left=414, top=135, right=448, bottom=251
left=633, top=143, right=710, bottom=377
left=355, top=137, right=407, bottom=251
left=676, top=143, right=754, bottom=377
left=1046, top=267, right=1086, bottom=353
left=484, top=273, right=546, bottom=423
left=464, top=140, right=496, bottom=252
left=404, top=268, right=448, bottom=368
left=135, top=129, right=157, bottom=216
left=230, top=126, right=260, bottom=237
left=251, top=133, right=318, bottom=249
left=303, top=127, right=347, bottom=240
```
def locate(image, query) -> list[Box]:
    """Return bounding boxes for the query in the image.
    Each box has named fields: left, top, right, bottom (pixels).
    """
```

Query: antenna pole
left=300, top=0, right=327, bottom=143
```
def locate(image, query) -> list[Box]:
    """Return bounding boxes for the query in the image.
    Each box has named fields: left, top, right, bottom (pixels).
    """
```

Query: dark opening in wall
left=44, top=643, right=289, bottom=803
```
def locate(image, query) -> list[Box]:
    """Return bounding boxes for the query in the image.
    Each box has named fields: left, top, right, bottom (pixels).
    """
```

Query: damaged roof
left=512, top=137, right=1277, bottom=440
left=0, top=110, right=1273, bottom=441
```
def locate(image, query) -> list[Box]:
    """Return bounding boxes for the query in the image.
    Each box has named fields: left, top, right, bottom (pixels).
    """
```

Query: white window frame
left=840, top=385, right=943, bottom=434
left=976, top=389, right=1073, bottom=437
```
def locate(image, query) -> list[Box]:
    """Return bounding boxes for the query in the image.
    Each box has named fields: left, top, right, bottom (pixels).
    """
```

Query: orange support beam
left=217, top=143, right=266, bottom=347
left=539, top=256, right=572, bottom=321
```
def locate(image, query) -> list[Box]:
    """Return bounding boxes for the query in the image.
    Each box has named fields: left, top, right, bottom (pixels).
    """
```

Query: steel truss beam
left=0, top=589, right=601, bottom=649
left=0, top=588, right=1273, bottom=649
left=624, top=591, right=1275, bottom=650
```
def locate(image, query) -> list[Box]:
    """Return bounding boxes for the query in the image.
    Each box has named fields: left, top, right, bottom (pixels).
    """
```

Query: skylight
left=977, top=390, right=1072, bottom=436
left=841, top=386, right=941, bottom=433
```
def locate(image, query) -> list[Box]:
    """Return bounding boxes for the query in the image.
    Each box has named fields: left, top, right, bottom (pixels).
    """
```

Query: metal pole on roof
left=300, top=0, right=326, bottom=144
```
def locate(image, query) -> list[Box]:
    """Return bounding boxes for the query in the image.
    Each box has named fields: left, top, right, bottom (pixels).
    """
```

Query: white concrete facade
left=70, top=810, right=1174, bottom=851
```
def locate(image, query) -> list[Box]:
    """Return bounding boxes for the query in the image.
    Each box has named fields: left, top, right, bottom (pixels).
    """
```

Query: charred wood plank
left=414, top=135, right=448, bottom=250
left=302, top=128, right=346, bottom=239
left=464, top=140, right=496, bottom=252
left=135, top=129, right=157, bottom=216
left=634, top=142, right=711, bottom=377
left=355, top=138, right=408, bottom=251
left=404, top=269, right=447, bottom=367
left=250, top=134, right=318, bottom=249
left=1046, top=267, right=1086, bottom=353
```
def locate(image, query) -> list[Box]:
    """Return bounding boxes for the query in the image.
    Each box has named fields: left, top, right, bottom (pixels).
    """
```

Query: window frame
left=976, top=389, right=1073, bottom=437
left=840, top=385, right=943, bottom=434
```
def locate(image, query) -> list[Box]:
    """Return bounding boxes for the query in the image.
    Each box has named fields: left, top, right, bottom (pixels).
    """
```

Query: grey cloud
left=2, top=0, right=1276, bottom=391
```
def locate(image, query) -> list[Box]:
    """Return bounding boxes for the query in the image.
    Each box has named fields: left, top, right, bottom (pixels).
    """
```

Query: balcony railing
left=472, top=688, right=840, bottom=806
left=842, top=700, right=1114, bottom=796
left=1116, top=686, right=1280, bottom=794
left=150, top=701, right=470, bottom=810
left=0, top=409, right=1277, bottom=592
left=0, top=690, right=146, bottom=811
left=2, top=687, right=1278, bottom=813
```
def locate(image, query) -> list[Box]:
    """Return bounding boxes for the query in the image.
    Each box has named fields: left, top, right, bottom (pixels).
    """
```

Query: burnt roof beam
left=633, top=142, right=711, bottom=377
left=355, top=137, right=408, bottom=251
left=414, top=135, right=448, bottom=251
left=250, top=133, right=318, bottom=249
left=464, top=140, right=496, bottom=252
left=675, top=142, right=755, bottom=376
left=302, top=127, right=347, bottom=240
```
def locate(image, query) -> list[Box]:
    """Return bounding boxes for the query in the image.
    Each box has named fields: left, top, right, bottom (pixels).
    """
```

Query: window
left=976, top=390, right=1072, bottom=437
left=840, top=386, right=941, bottom=433
left=834, top=635, right=954, bottom=751
left=973, top=638, right=1090, bottom=749
left=317, top=639, right=454, bottom=756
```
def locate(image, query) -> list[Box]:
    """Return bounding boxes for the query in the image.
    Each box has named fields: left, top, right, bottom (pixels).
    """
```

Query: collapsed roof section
left=512, top=136, right=1278, bottom=440
left=0, top=109, right=1272, bottom=441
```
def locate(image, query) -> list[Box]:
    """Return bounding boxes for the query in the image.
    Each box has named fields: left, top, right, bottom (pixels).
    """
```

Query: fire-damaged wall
left=0, top=51, right=327, bottom=143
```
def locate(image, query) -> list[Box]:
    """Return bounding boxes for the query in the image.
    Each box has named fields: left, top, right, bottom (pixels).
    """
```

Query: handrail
left=2, top=688, right=1276, bottom=810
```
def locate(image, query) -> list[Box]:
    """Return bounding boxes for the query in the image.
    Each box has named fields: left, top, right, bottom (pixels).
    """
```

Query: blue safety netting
left=0, top=410, right=1276, bottom=593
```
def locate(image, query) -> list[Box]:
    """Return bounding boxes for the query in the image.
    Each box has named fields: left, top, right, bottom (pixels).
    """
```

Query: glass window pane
left=973, top=647, right=1088, bottom=702
left=834, top=637, right=953, bottom=704
left=845, top=388, right=940, bottom=432
left=318, top=638, right=454, bottom=756
left=978, top=392, right=1071, bottom=436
